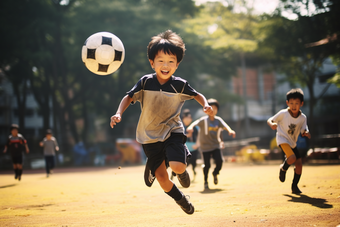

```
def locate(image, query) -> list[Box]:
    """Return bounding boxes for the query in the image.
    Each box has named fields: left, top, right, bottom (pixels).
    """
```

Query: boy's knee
left=287, top=155, right=296, bottom=164
left=295, top=158, right=302, bottom=167
left=169, top=162, right=186, bottom=174
left=155, top=171, right=169, bottom=183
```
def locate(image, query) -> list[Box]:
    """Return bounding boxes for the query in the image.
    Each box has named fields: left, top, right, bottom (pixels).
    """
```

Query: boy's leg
left=155, top=160, right=173, bottom=191
left=170, top=161, right=190, bottom=188
left=50, top=156, right=55, bottom=173
left=14, top=168, right=18, bottom=179
left=292, top=150, right=303, bottom=194
left=17, top=164, right=23, bottom=181
left=13, top=163, right=18, bottom=179
left=13, top=156, right=23, bottom=181
left=279, top=144, right=296, bottom=182
left=292, top=167, right=302, bottom=194
left=202, top=152, right=211, bottom=189
left=191, top=151, right=198, bottom=176
left=45, top=156, right=50, bottom=176
left=212, top=149, right=223, bottom=185
left=156, top=161, right=194, bottom=215
left=165, top=135, right=191, bottom=188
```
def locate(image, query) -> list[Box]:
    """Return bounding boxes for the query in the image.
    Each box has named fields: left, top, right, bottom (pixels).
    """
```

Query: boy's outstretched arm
left=301, top=130, right=311, bottom=139
left=110, top=95, right=133, bottom=128
left=223, top=124, right=236, bottom=138
left=267, top=117, right=277, bottom=130
left=194, top=93, right=213, bottom=115
left=186, top=119, right=200, bottom=138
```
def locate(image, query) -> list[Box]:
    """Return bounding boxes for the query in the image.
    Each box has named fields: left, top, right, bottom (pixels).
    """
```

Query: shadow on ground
left=284, top=194, right=333, bottom=209
left=200, top=188, right=224, bottom=194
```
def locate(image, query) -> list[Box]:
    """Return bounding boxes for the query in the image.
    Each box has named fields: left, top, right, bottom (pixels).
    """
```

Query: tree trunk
left=240, top=52, right=249, bottom=137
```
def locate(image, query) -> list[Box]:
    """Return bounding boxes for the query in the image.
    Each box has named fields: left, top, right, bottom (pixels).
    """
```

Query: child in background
left=267, top=88, right=311, bottom=194
left=110, top=30, right=214, bottom=214
left=182, top=109, right=199, bottom=178
left=171, top=109, right=199, bottom=181
left=187, top=98, right=236, bottom=190
left=40, top=129, right=59, bottom=177
left=3, top=124, right=29, bottom=181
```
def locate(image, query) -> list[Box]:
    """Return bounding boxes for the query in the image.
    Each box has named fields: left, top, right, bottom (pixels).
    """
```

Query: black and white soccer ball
left=82, top=32, right=125, bottom=75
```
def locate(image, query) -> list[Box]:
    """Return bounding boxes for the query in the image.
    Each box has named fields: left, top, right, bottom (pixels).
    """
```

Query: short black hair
left=147, top=30, right=186, bottom=63
left=286, top=88, right=304, bottom=102
left=10, top=124, right=19, bottom=131
left=208, top=98, right=219, bottom=110
left=182, top=109, right=191, bottom=118
left=46, top=129, right=53, bottom=135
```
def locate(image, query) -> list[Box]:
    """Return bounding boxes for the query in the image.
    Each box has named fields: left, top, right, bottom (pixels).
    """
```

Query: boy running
left=39, top=129, right=59, bottom=177
left=267, top=88, right=311, bottom=194
left=187, top=98, right=236, bottom=190
left=3, top=124, right=29, bottom=181
left=110, top=30, right=213, bottom=215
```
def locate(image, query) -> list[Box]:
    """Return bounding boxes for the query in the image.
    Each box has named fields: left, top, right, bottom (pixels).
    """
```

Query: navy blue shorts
left=142, top=133, right=190, bottom=176
left=279, top=145, right=301, bottom=160
left=11, top=155, right=23, bottom=164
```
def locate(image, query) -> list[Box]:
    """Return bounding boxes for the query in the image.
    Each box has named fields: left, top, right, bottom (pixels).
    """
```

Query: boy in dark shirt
left=3, top=124, right=29, bottom=181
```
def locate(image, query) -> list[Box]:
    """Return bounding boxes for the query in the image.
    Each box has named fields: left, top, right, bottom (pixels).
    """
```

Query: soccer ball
left=82, top=32, right=125, bottom=75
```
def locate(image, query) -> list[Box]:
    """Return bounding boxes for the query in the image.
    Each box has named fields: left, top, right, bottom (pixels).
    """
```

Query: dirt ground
left=0, top=162, right=339, bottom=227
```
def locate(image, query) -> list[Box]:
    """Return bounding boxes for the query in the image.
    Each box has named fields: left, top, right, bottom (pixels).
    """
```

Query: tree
left=1, top=0, right=213, bottom=153
left=183, top=2, right=269, bottom=137
left=259, top=0, right=340, bottom=143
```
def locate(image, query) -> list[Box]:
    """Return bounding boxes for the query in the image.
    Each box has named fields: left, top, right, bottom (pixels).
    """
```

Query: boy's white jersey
left=271, top=108, right=309, bottom=148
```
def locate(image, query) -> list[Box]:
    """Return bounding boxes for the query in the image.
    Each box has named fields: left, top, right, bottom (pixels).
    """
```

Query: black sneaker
left=292, top=185, right=302, bottom=194
left=144, top=162, right=155, bottom=187
left=213, top=173, right=218, bottom=185
left=176, top=195, right=194, bottom=215
left=177, top=170, right=190, bottom=188
left=279, top=165, right=286, bottom=182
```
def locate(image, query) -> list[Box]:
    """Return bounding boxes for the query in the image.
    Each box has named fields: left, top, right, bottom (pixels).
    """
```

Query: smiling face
left=11, top=128, right=18, bottom=137
left=286, top=98, right=303, bottom=117
left=149, top=51, right=180, bottom=85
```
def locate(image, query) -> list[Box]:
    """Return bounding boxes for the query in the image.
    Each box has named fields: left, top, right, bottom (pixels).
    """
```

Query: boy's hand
left=186, top=128, right=193, bottom=138
left=110, top=114, right=122, bottom=128
left=203, top=105, right=213, bottom=115
left=301, top=131, right=311, bottom=139
left=269, top=122, right=277, bottom=130
left=229, top=130, right=236, bottom=138
left=220, top=141, right=225, bottom=149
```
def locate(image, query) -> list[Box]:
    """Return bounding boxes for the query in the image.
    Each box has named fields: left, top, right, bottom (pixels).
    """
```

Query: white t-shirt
left=270, top=108, right=309, bottom=148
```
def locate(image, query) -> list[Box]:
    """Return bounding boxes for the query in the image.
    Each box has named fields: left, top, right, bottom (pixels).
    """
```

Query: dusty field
left=0, top=163, right=339, bottom=227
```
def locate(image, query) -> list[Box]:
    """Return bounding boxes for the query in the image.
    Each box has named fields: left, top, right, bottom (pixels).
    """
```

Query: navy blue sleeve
left=183, top=82, right=198, bottom=96
left=127, top=78, right=143, bottom=98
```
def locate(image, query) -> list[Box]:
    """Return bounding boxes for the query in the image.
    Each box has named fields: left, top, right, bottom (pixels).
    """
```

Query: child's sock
left=17, top=169, right=22, bottom=181
left=292, top=170, right=301, bottom=186
left=14, top=169, right=18, bottom=179
left=165, top=184, right=183, bottom=201
left=282, top=160, right=290, bottom=171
